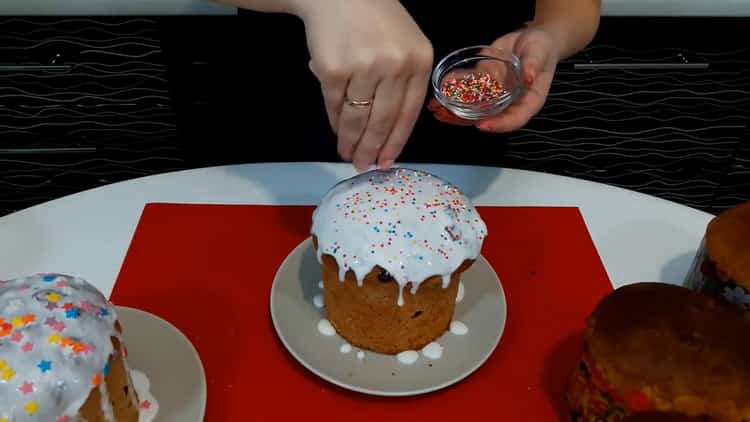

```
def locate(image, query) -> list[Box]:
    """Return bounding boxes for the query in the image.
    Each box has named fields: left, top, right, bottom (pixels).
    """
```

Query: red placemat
left=111, top=203, right=613, bottom=421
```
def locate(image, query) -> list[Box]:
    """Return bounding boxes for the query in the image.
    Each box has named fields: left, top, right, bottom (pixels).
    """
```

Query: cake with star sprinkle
left=311, top=168, right=487, bottom=354
left=0, top=273, right=141, bottom=421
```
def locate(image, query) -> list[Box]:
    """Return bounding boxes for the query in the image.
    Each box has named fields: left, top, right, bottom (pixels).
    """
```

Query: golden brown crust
left=586, top=282, right=750, bottom=421
left=314, top=236, right=471, bottom=354
left=705, top=201, right=750, bottom=286
left=78, top=333, right=140, bottom=421
left=623, top=412, right=716, bottom=422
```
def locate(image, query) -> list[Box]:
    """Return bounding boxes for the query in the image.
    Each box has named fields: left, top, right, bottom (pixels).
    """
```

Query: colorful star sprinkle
left=19, top=381, right=34, bottom=395
left=440, top=72, right=508, bottom=104
left=65, top=308, right=80, bottom=319
left=24, top=401, right=38, bottom=415
left=37, top=360, right=52, bottom=373
left=140, top=400, right=152, bottom=410
left=1, top=274, right=124, bottom=420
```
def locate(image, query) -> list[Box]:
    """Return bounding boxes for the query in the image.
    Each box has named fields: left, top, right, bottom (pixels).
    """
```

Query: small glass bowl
left=431, top=45, right=524, bottom=120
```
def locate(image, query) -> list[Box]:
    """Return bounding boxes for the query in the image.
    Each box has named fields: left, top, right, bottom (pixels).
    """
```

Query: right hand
left=294, top=0, right=434, bottom=171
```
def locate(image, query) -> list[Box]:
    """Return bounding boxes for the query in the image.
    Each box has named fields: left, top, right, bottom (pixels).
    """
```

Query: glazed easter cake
left=0, top=273, right=155, bottom=422
left=310, top=168, right=487, bottom=355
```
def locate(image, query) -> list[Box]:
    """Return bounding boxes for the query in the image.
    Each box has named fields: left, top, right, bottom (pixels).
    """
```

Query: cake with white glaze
left=310, top=168, right=487, bottom=354
left=0, top=273, right=141, bottom=421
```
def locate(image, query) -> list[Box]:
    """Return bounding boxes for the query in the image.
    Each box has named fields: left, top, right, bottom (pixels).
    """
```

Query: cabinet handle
left=0, top=64, right=73, bottom=73
left=0, top=147, right=96, bottom=155
left=574, top=62, right=709, bottom=70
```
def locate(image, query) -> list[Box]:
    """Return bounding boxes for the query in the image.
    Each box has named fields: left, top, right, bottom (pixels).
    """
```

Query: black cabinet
left=502, top=17, right=750, bottom=213
left=0, top=15, right=748, bottom=215
left=0, top=17, right=184, bottom=214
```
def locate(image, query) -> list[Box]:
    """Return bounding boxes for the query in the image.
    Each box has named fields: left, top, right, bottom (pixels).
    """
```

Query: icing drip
left=311, top=168, right=487, bottom=306
left=0, top=274, right=119, bottom=421
left=99, top=381, right=114, bottom=422
left=449, top=321, right=468, bottom=335
left=316, top=320, right=336, bottom=336
left=456, top=282, right=465, bottom=303
left=396, top=350, right=419, bottom=365
left=130, top=369, right=159, bottom=422
left=421, top=342, right=444, bottom=360
left=339, top=343, right=352, bottom=354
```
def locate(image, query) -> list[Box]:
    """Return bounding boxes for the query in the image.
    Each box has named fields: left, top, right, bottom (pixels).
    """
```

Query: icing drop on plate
left=313, top=294, right=324, bottom=308
left=450, top=321, right=469, bottom=335
left=396, top=350, right=419, bottom=365
left=356, top=351, right=365, bottom=360
left=339, top=343, right=352, bottom=354
left=310, top=168, right=487, bottom=306
left=318, top=280, right=324, bottom=290
left=130, top=369, right=159, bottom=422
left=456, top=281, right=465, bottom=303
left=421, top=342, right=444, bottom=360
left=317, top=319, right=336, bottom=336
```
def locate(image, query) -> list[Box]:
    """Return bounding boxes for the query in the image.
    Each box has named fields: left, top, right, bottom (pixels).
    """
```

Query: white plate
left=116, top=306, right=207, bottom=421
left=270, top=237, right=507, bottom=396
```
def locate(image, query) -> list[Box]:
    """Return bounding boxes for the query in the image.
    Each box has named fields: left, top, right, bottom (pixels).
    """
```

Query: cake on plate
left=310, top=167, right=487, bottom=354
left=684, top=201, right=750, bottom=316
left=0, top=273, right=140, bottom=421
left=566, top=282, right=750, bottom=421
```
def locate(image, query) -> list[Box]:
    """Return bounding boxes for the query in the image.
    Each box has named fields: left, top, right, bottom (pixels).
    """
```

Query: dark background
left=1, top=15, right=748, bottom=216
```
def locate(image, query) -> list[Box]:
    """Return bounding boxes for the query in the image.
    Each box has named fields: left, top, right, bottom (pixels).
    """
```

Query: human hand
left=427, top=26, right=560, bottom=132
left=297, top=0, right=434, bottom=171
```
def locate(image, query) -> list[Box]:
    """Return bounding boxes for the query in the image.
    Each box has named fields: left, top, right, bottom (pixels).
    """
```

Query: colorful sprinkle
left=43, top=275, right=56, bottom=282
left=65, top=308, right=80, bottom=319
left=38, top=360, right=52, bottom=373
left=19, top=381, right=34, bottom=395
left=47, top=292, right=61, bottom=303
left=441, top=71, right=508, bottom=104
left=140, top=400, right=152, bottom=410
left=1, top=367, right=16, bottom=381
left=92, top=374, right=102, bottom=387
left=24, top=401, right=38, bottom=415
left=21, top=342, right=34, bottom=353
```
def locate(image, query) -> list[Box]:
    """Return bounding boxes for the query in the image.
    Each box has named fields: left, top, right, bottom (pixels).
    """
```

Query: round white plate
left=116, top=306, right=207, bottom=421
left=270, top=237, right=507, bottom=396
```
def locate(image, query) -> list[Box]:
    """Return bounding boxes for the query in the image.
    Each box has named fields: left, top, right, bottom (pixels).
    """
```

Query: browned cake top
left=623, top=412, right=715, bottom=422
left=586, top=282, right=750, bottom=408
left=706, top=201, right=750, bottom=285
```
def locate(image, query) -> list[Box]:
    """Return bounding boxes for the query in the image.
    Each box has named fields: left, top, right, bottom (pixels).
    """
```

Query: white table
left=0, top=162, right=714, bottom=297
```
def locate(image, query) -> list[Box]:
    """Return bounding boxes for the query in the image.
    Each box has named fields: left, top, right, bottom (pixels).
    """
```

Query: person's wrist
left=525, top=22, right=566, bottom=62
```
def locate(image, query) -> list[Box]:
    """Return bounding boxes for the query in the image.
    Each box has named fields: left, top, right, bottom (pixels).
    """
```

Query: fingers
left=352, top=77, right=406, bottom=170
left=336, top=76, right=378, bottom=162
left=376, top=73, right=429, bottom=168
left=310, top=59, right=348, bottom=135
left=476, top=71, right=553, bottom=132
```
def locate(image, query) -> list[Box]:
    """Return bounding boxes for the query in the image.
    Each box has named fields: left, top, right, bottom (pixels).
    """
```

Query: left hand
left=428, top=26, right=560, bottom=132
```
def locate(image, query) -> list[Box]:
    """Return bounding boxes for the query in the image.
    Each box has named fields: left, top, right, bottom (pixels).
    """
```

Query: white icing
left=421, top=342, right=444, bottom=360
left=99, top=381, right=114, bottom=421
left=0, top=273, right=120, bottom=421
left=317, top=280, right=324, bottom=290
left=316, top=319, right=335, bottom=336
left=312, top=294, right=324, bottom=309
left=311, top=168, right=487, bottom=306
left=396, top=350, right=419, bottom=365
left=339, top=343, right=352, bottom=354
left=356, top=351, right=365, bottom=360
left=449, top=321, right=469, bottom=335
left=130, top=369, right=159, bottom=422
left=456, top=281, right=465, bottom=303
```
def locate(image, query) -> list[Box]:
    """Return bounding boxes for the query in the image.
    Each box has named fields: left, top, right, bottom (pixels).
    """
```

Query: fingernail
left=381, top=160, right=394, bottom=169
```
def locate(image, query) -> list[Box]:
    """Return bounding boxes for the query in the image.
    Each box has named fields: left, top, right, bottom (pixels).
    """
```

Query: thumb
left=515, top=36, right=547, bottom=87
